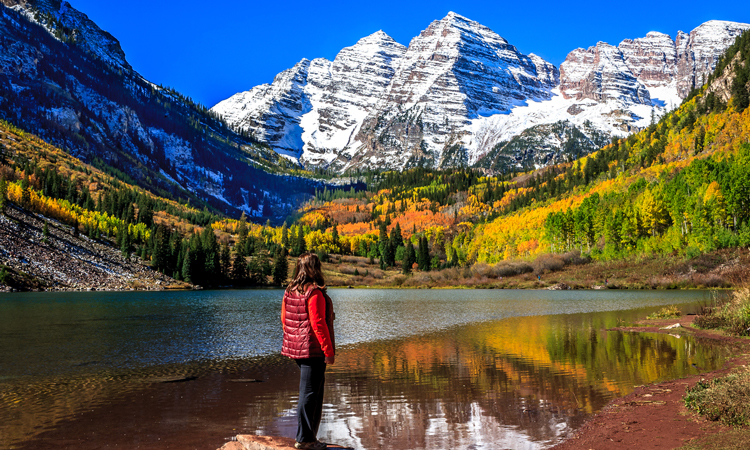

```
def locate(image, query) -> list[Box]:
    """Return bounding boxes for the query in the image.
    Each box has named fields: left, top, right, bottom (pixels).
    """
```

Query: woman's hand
left=325, top=355, right=335, bottom=365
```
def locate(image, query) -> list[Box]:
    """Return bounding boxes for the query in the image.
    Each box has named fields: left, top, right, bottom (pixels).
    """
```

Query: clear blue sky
left=68, top=0, right=750, bottom=108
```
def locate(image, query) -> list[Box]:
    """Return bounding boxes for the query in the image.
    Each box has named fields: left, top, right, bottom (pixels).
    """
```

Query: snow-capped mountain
left=212, top=31, right=407, bottom=167
left=349, top=12, right=559, bottom=170
left=0, top=0, right=321, bottom=219
left=214, top=15, right=749, bottom=173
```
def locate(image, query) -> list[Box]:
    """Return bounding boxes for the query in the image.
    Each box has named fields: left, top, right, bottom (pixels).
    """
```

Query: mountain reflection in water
left=235, top=314, right=721, bottom=450
left=0, top=290, right=725, bottom=450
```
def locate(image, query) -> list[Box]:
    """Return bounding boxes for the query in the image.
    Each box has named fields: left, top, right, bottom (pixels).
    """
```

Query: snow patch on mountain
left=464, top=88, right=656, bottom=164
left=213, top=13, right=749, bottom=173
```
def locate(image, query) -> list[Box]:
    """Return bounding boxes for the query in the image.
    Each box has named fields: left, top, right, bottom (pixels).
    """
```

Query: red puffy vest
left=281, top=286, right=335, bottom=359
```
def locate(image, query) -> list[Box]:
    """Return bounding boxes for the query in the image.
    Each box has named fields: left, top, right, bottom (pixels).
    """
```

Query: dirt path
left=552, top=316, right=750, bottom=450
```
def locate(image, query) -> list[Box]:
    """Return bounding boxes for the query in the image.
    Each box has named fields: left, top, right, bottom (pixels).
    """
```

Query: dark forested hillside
left=0, top=1, right=325, bottom=222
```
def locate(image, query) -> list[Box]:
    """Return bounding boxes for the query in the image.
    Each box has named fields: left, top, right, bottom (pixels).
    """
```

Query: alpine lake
left=0, top=288, right=728, bottom=450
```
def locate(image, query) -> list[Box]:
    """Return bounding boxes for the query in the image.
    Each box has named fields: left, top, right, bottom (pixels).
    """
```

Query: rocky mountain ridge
left=0, top=0, right=321, bottom=221
left=214, top=15, right=749, bottom=173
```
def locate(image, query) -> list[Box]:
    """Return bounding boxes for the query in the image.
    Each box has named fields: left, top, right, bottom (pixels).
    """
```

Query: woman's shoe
left=294, top=441, right=327, bottom=450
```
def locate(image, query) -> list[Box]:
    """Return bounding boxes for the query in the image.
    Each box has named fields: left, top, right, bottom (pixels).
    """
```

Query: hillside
left=3, top=16, right=750, bottom=293
left=272, top=29, right=750, bottom=287
left=0, top=0, right=330, bottom=221
left=0, top=118, right=308, bottom=291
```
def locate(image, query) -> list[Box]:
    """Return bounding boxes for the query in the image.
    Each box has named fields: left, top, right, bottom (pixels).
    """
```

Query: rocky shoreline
left=0, top=205, right=187, bottom=293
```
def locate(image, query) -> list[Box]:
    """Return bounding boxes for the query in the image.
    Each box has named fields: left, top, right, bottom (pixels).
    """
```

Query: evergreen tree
left=272, top=248, right=289, bottom=286
left=181, top=249, right=192, bottom=283
left=294, top=226, right=307, bottom=256
left=331, top=225, right=339, bottom=253
left=120, top=227, right=131, bottom=258
left=219, top=243, right=231, bottom=282
left=417, top=236, right=430, bottom=271
left=247, top=256, right=265, bottom=285
left=378, top=222, right=388, bottom=258
left=230, top=246, right=246, bottom=282
left=402, top=241, right=416, bottom=274
left=383, top=239, right=395, bottom=267
left=262, top=257, right=272, bottom=277
left=201, top=227, right=219, bottom=283
left=0, top=178, right=7, bottom=211
left=391, top=223, right=403, bottom=248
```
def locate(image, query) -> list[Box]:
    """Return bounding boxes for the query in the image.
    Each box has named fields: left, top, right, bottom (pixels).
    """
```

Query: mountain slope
left=348, top=12, right=559, bottom=170
left=212, top=31, right=407, bottom=167
left=0, top=0, right=323, bottom=221
left=214, top=15, right=749, bottom=174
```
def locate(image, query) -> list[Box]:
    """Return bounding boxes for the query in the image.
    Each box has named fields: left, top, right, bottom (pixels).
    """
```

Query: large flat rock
left=219, top=435, right=350, bottom=450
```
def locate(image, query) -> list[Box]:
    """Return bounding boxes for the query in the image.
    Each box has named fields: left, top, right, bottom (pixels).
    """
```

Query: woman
left=281, top=252, right=335, bottom=450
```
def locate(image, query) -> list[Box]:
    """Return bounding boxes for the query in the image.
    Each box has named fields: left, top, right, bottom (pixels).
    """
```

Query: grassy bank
left=676, top=285, right=750, bottom=448
left=684, top=365, right=750, bottom=427
left=321, top=247, right=750, bottom=290
left=695, top=285, right=750, bottom=335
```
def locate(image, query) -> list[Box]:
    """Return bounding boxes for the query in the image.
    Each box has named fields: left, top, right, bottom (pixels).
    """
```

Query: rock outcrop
left=559, top=42, right=651, bottom=104
left=618, top=32, right=678, bottom=87
left=561, top=20, right=750, bottom=104
left=674, top=20, right=750, bottom=98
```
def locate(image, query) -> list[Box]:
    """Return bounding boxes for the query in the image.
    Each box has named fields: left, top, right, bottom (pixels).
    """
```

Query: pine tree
left=418, top=236, right=430, bottom=271
left=0, top=178, right=7, bottom=211
left=331, top=225, right=339, bottom=253
left=402, top=241, right=415, bottom=274
left=181, top=249, right=192, bottom=283
left=247, top=257, right=265, bottom=285
left=295, top=226, right=306, bottom=256
left=120, top=228, right=131, bottom=258
left=378, top=222, right=388, bottom=258
left=231, top=246, right=247, bottom=283
left=272, top=248, right=289, bottom=286
left=219, top=243, right=231, bottom=282
left=391, top=223, right=403, bottom=248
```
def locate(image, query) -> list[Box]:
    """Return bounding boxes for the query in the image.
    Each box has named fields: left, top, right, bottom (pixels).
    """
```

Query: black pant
left=295, top=357, right=327, bottom=443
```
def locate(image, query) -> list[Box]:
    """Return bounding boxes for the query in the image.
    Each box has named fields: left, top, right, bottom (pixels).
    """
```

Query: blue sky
left=69, top=0, right=750, bottom=108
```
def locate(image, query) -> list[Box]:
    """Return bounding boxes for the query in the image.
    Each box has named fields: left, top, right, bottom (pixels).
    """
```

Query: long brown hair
left=287, top=252, right=325, bottom=293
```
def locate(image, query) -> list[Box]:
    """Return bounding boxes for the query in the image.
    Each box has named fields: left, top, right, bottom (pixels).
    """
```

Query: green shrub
left=647, top=304, right=681, bottom=319
left=684, top=366, right=750, bottom=426
left=695, top=287, right=750, bottom=336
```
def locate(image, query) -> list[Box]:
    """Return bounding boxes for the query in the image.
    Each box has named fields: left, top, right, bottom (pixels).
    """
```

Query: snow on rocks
left=211, top=16, right=749, bottom=173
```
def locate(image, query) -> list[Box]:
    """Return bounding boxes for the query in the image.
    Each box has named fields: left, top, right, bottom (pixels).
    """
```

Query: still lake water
left=0, top=289, right=726, bottom=449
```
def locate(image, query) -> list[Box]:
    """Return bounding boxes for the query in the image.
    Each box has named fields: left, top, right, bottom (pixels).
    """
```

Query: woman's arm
left=308, top=289, right=334, bottom=360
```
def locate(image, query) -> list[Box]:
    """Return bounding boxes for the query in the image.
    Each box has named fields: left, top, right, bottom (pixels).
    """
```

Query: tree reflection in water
left=250, top=312, right=724, bottom=449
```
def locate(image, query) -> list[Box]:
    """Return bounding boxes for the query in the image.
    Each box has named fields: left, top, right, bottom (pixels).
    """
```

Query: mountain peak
left=645, top=31, right=671, bottom=39
left=441, top=11, right=471, bottom=23
left=355, top=30, right=401, bottom=47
